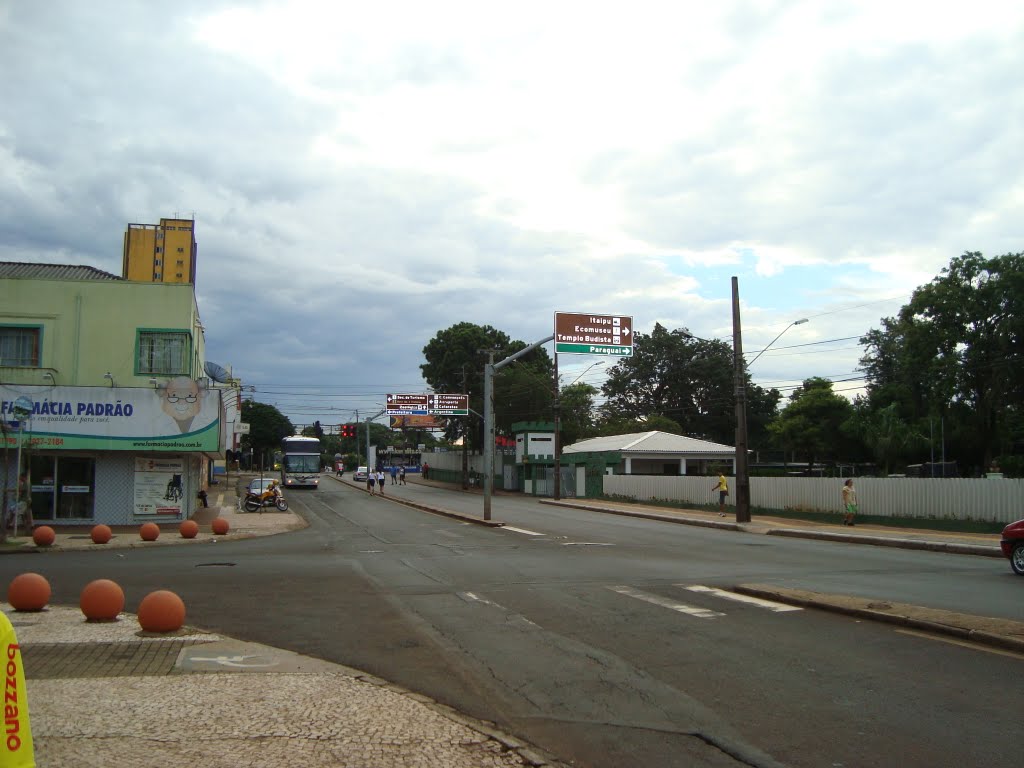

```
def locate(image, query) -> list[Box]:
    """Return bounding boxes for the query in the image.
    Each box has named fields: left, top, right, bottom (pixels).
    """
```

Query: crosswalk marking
left=503, top=526, right=545, bottom=536
left=682, top=585, right=803, bottom=613
left=609, top=586, right=725, bottom=619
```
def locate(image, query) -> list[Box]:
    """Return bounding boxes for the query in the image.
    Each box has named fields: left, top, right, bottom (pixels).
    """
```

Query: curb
left=541, top=500, right=740, bottom=531
left=540, top=500, right=1002, bottom=558
left=764, top=528, right=1003, bottom=557
left=734, top=584, right=1024, bottom=655
left=332, top=475, right=505, bottom=528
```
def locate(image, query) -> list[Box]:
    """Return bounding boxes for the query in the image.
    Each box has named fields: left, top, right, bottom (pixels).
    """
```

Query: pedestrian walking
left=377, top=469, right=386, bottom=494
left=399, top=466, right=406, bottom=485
left=367, top=469, right=376, bottom=495
left=390, top=465, right=398, bottom=485
left=422, top=462, right=430, bottom=480
left=841, top=479, right=858, bottom=526
left=712, top=472, right=728, bottom=516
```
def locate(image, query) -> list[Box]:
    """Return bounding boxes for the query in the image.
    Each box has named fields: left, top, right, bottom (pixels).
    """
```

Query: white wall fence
left=604, top=475, right=1024, bottom=524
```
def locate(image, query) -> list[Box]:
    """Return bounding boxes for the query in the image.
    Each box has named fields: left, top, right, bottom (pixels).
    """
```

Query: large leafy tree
left=239, top=401, right=293, bottom=468
left=559, top=382, right=599, bottom=446
left=421, top=322, right=554, bottom=445
left=599, top=323, right=780, bottom=445
left=768, top=377, right=855, bottom=470
left=843, top=399, right=925, bottom=474
left=860, top=251, right=1024, bottom=469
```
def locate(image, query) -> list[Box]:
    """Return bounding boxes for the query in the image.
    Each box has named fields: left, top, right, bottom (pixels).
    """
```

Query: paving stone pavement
left=7, top=606, right=552, bottom=768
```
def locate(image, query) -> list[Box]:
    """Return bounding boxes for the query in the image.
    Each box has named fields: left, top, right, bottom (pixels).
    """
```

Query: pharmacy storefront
left=1, top=382, right=222, bottom=527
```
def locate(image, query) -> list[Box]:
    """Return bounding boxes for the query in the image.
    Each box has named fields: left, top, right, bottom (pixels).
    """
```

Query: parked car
left=1000, top=519, right=1024, bottom=575
left=353, top=466, right=368, bottom=482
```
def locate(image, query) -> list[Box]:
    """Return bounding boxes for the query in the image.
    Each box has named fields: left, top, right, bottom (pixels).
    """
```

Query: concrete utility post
left=731, top=277, right=751, bottom=523
left=482, top=335, right=554, bottom=521
left=732, top=277, right=808, bottom=523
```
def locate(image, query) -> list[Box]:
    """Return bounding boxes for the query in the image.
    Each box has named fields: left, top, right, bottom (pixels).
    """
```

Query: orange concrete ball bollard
left=7, top=572, right=51, bottom=612
left=211, top=517, right=230, bottom=535
left=179, top=520, right=199, bottom=539
left=137, top=590, right=186, bottom=633
left=80, top=578, right=125, bottom=621
left=139, top=522, right=160, bottom=541
left=32, top=526, right=56, bottom=547
left=91, top=524, right=112, bottom=544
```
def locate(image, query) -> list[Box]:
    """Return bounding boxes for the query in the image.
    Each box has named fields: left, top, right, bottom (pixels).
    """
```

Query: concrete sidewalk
left=3, top=478, right=1021, bottom=766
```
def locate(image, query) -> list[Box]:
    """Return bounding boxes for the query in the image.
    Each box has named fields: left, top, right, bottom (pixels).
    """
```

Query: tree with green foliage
left=559, top=382, right=598, bottom=446
left=239, top=401, right=293, bottom=470
left=843, top=400, right=925, bottom=475
left=599, top=323, right=780, bottom=445
left=421, top=322, right=554, bottom=445
left=860, top=251, right=1024, bottom=471
left=768, top=377, right=855, bottom=471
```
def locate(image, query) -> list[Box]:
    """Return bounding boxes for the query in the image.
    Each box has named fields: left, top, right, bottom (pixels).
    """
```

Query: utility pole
left=553, top=352, right=561, bottom=500
left=732, top=277, right=751, bottom=523
left=460, top=364, right=469, bottom=490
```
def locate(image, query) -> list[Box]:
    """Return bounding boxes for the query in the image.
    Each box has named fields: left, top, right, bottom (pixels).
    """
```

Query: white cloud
left=1, top=0, right=1020, bottom=422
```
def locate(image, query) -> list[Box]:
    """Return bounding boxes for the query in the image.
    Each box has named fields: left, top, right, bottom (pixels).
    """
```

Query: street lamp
left=746, top=318, right=808, bottom=367
left=731, top=289, right=810, bottom=522
left=566, top=360, right=606, bottom=386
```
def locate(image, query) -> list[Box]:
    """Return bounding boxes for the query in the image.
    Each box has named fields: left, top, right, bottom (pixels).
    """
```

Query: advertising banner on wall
left=0, top=381, right=221, bottom=452
left=133, top=457, right=185, bottom=516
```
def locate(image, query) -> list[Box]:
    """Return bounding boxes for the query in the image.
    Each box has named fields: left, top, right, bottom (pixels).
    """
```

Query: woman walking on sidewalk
left=841, top=479, right=858, bottom=526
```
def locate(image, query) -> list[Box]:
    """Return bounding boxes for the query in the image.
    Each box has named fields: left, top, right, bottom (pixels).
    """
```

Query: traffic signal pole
left=483, top=334, right=553, bottom=521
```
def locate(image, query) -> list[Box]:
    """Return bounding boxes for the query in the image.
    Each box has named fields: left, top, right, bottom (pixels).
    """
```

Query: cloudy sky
left=2, top=1, right=1021, bottom=429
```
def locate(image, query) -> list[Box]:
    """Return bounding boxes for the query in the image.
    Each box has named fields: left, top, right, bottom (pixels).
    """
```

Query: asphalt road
left=6, top=477, right=1022, bottom=768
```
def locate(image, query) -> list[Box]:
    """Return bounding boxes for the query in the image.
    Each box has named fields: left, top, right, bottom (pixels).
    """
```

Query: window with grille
left=137, top=330, right=191, bottom=375
left=0, top=326, right=41, bottom=367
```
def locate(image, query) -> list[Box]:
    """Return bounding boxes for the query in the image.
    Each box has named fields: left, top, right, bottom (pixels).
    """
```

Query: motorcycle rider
left=258, top=480, right=282, bottom=505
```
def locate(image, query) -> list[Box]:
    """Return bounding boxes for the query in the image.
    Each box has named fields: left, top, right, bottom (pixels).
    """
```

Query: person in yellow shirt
left=712, top=473, right=728, bottom=516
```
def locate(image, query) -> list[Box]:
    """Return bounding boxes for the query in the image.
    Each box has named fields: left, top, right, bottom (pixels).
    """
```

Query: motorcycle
left=243, top=489, right=289, bottom=512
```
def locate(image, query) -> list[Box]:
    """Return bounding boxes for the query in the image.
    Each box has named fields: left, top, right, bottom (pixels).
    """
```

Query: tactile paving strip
left=22, top=640, right=208, bottom=679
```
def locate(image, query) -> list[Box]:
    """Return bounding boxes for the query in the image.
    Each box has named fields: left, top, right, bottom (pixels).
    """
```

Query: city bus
left=280, top=435, right=322, bottom=489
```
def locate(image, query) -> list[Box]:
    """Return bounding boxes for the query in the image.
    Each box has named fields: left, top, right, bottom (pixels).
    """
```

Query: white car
left=353, top=466, right=368, bottom=482
left=246, top=477, right=278, bottom=496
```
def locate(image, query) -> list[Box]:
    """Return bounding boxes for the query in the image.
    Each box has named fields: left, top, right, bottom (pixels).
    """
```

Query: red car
left=1000, top=519, right=1024, bottom=575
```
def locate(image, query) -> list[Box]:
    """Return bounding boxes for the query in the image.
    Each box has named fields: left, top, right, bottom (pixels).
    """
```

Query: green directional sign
left=554, top=312, right=634, bottom=356
left=555, top=343, right=633, bottom=356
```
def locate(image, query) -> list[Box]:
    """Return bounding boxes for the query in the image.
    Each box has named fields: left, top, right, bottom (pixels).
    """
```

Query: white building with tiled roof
left=563, top=431, right=735, bottom=476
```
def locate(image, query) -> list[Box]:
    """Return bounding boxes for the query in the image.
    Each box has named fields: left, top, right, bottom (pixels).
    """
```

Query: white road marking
left=458, top=592, right=539, bottom=627
left=682, top=585, right=804, bottom=612
left=561, top=542, right=614, bottom=547
left=503, top=526, right=545, bottom=536
left=609, top=586, right=725, bottom=619
left=459, top=591, right=504, bottom=609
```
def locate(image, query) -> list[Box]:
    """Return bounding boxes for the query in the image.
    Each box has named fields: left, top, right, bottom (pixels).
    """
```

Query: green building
left=1, top=262, right=233, bottom=527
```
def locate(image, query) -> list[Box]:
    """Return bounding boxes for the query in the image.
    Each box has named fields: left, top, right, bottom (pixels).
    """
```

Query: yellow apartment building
left=122, top=217, right=197, bottom=284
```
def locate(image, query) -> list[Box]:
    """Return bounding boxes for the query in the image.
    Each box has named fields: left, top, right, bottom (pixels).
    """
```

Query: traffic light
left=340, top=424, right=356, bottom=438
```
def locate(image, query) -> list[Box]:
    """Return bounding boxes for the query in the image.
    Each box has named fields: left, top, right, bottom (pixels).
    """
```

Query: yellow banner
left=0, top=612, right=35, bottom=767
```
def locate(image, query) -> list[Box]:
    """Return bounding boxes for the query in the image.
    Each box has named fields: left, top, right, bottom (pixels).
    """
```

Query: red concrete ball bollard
left=8, top=572, right=51, bottom=612
left=139, top=522, right=160, bottom=541
left=80, top=578, right=125, bottom=621
left=137, top=590, right=186, bottom=633
left=211, top=517, right=230, bottom=535
left=179, top=520, right=199, bottom=539
left=32, top=526, right=56, bottom=547
left=91, top=524, right=112, bottom=544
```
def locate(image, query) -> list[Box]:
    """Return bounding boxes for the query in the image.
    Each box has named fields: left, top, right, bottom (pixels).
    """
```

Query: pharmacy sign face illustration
left=160, top=377, right=204, bottom=433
